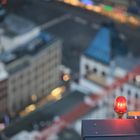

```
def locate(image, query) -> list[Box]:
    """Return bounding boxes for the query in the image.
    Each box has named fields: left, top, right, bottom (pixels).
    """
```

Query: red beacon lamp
left=114, top=96, right=127, bottom=119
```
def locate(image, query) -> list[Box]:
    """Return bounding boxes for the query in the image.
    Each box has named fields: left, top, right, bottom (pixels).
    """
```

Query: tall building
left=0, top=15, right=62, bottom=116
left=79, top=25, right=140, bottom=118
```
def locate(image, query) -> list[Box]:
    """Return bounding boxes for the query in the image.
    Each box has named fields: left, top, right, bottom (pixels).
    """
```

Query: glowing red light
left=114, top=96, right=127, bottom=114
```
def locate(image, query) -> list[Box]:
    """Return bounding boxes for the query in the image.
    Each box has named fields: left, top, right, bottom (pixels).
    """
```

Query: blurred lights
left=31, top=94, right=37, bottom=102
left=114, top=96, right=127, bottom=118
left=62, top=0, right=140, bottom=27
left=128, top=16, right=139, bottom=26
left=80, top=0, right=93, bottom=5
left=51, top=86, right=65, bottom=97
left=63, top=74, right=70, bottom=81
left=20, top=86, right=65, bottom=117
left=103, top=5, right=113, bottom=12
left=25, top=104, right=36, bottom=113
left=93, top=6, right=101, bottom=13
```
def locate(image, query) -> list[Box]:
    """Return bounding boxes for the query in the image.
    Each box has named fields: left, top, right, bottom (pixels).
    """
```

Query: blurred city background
left=0, top=0, right=140, bottom=140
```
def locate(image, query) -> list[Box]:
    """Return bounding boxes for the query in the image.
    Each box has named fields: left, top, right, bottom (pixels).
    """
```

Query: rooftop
left=84, top=23, right=128, bottom=64
left=0, top=31, right=54, bottom=75
left=0, top=32, right=52, bottom=64
left=84, top=27, right=111, bottom=64
left=115, top=55, right=140, bottom=71
left=84, top=25, right=140, bottom=70
left=1, top=14, right=36, bottom=37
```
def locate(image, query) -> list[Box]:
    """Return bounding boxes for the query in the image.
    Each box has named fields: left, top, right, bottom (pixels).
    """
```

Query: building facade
left=0, top=15, right=62, bottom=115
left=0, top=63, right=8, bottom=114
left=79, top=25, right=140, bottom=118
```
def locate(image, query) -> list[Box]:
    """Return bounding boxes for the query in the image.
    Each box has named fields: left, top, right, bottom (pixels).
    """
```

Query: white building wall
left=80, top=78, right=102, bottom=93
left=79, top=54, right=140, bottom=117
left=0, top=28, right=40, bottom=52
left=80, top=55, right=109, bottom=77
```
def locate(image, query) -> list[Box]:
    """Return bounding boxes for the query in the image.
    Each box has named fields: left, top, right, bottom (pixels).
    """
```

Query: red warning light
left=114, top=96, right=127, bottom=118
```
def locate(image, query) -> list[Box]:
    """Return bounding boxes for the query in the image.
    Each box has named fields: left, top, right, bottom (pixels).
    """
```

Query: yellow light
left=63, top=74, right=70, bottom=81
left=64, top=0, right=70, bottom=3
left=128, top=16, right=139, bottom=26
left=85, top=5, right=94, bottom=11
left=70, top=0, right=79, bottom=6
left=51, top=86, right=65, bottom=97
left=25, top=104, right=36, bottom=113
left=93, top=6, right=101, bottom=13
left=31, top=94, right=37, bottom=102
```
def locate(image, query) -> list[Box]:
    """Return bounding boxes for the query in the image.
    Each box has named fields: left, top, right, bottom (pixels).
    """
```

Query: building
left=79, top=24, right=140, bottom=118
left=0, top=15, right=62, bottom=116
left=0, top=14, right=40, bottom=52
left=0, top=63, right=8, bottom=114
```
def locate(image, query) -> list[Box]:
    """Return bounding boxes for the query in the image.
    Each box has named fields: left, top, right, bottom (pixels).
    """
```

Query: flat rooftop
left=0, top=32, right=55, bottom=74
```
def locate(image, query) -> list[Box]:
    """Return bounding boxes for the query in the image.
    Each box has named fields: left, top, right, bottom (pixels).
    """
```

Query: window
left=135, top=93, right=139, bottom=99
left=128, top=90, right=131, bottom=96
left=133, top=78, right=136, bottom=83
left=102, top=71, right=106, bottom=77
left=85, top=65, right=89, bottom=71
left=113, top=93, right=116, bottom=98
left=12, top=103, right=17, bottom=111
left=20, top=99, right=24, bottom=108
left=12, top=87, right=16, bottom=93
left=120, top=87, right=124, bottom=92
left=93, top=68, right=97, bottom=73
left=20, top=74, right=23, bottom=79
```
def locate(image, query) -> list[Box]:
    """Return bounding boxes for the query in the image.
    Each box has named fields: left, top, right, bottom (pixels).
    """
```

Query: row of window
left=85, top=64, right=107, bottom=77
left=10, top=63, right=58, bottom=92
left=119, top=86, right=139, bottom=98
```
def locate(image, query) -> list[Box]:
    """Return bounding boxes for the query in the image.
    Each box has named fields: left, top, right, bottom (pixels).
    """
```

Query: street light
left=114, top=96, right=127, bottom=119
